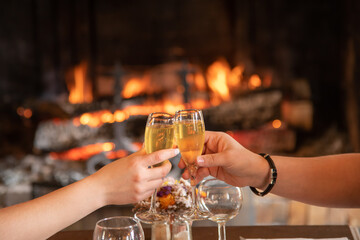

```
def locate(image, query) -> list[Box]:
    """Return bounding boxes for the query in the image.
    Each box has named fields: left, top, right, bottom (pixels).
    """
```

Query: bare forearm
left=0, top=149, right=175, bottom=240
left=197, top=132, right=360, bottom=208
left=270, top=153, right=360, bottom=208
left=0, top=175, right=103, bottom=240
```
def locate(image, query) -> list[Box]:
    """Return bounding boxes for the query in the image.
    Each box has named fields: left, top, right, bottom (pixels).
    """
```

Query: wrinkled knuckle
left=154, top=153, right=162, bottom=163
left=133, top=184, right=143, bottom=195
left=131, top=162, right=144, bottom=175
left=133, top=172, right=143, bottom=183
left=209, top=154, right=216, bottom=163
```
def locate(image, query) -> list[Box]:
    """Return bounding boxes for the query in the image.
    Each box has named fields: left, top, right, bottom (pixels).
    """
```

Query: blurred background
left=0, top=0, right=359, bottom=229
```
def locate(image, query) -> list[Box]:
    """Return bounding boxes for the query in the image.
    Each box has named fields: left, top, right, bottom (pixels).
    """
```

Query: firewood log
left=203, top=89, right=282, bottom=130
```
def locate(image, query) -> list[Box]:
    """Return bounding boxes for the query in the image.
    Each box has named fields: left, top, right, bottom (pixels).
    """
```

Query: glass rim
left=149, top=112, right=174, bottom=117
left=95, top=216, right=140, bottom=230
left=175, top=108, right=202, bottom=114
left=200, top=178, right=242, bottom=190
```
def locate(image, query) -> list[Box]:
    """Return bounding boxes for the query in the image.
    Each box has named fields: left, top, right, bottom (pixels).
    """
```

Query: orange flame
left=68, top=58, right=270, bottom=130
left=122, top=76, right=151, bottom=99
left=187, top=73, right=207, bottom=91
left=50, top=142, right=115, bottom=161
left=206, top=58, right=244, bottom=105
left=248, top=74, right=262, bottom=90
left=207, top=59, right=231, bottom=105
left=272, top=119, right=282, bottom=129
left=229, top=65, right=244, bottom=88
left=72, top=100, right=186, bottom=128
left=68, top=62, right=93, bottom=104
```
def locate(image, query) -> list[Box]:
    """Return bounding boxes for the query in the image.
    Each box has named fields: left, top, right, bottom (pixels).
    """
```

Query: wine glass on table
left=135, top=112, right=174, bottom=224
left=198, top=178, right=243, bottom=240
left=174, top=109, right=208, bottom=220
left=93, top=216, right=145, bottom=240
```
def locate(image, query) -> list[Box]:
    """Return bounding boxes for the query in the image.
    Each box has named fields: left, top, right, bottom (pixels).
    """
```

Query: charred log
left=33, top=120, right=113, bottom=152
left=203, top=89, right=282, bottom=131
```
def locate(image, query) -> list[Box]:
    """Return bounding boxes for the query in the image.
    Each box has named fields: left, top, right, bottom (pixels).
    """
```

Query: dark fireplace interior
left=0, top=0, right=360, bottom=226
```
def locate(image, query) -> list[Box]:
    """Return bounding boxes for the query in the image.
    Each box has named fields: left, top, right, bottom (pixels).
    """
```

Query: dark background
left=0, top=0, right=360, bottom=156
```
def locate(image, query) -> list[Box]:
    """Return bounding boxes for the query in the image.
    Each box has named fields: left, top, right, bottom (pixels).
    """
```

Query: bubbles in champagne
left=145, top=124, right=174, bottom=167
left=175, top=121, right=205, bottom=166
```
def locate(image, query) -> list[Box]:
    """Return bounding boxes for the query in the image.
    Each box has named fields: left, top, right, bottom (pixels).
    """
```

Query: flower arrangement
left=133, top=177, right=192, bottom=215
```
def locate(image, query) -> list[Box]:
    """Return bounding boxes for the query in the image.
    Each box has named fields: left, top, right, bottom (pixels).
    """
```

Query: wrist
left=82, top=174, right=107, bottom=209
left=253, top=153, right=272, bottom=189
left=250, top=153, right=277, bottom=197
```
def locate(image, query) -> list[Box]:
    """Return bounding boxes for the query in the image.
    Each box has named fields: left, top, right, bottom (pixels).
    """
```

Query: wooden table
left=49, top=225, right=358, bottom=240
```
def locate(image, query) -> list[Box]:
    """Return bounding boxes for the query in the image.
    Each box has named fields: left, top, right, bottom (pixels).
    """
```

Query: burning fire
left=72, top=102, right=186, bottom=128
left=59, top=58, right=270, bottom=162
left=122, top=76, right=151, bottom=98
left=50, top=142, right=115, bottom=161
left=248, top=74, right=262, bottom=90
left=207, top=59, right=231, bottom=105
left=193, top=73, right=207, bottom=91
left=67, top=58, right=267, bottom=128
left=67, top=62, right=93, bottom=104
left=206, top=58, right=244, bottom=105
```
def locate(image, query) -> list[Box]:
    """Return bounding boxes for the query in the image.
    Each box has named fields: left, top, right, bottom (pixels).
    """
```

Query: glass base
left=135, top=210, right=169, bottom=224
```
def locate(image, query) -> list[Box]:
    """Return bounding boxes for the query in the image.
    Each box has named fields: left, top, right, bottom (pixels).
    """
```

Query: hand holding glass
left=175, top=109, right=206, bottom=220
left=135, top=112, right=174, bottom=224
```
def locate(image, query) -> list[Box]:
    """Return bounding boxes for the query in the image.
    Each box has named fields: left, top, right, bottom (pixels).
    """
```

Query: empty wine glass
left=93, top=216, right=145, bottom=240
left=174, top=109, right=207, bottom=220
left=135, top=112, right=174, bottom=224
left=198, top=178, right=243, bottom=240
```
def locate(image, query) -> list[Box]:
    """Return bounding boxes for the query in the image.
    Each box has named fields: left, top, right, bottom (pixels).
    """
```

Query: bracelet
left=250, top=153, right=277, bottom=197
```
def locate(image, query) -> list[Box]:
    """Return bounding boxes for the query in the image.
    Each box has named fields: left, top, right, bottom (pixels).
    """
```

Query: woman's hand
left=0, top=148, right=179, bottom=240
left=92, top=148, right=179, bottom=206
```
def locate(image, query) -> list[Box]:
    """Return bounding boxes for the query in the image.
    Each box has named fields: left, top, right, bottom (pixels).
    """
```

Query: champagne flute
left=198, top=178, right=243, bottom=240
left=174, top=109, right=207, bottom=220
left=135, top=112, right=174, bottom=224
left=93, top=216, right=144, bottom=240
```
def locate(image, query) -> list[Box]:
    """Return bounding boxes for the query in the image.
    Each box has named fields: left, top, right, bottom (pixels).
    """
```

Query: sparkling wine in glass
left=175, top=109, right=207, bottom=220
left=135, top=112, right=174, bottom=224
left=93, top=216, right=144, bottom=240
left=198, top=178, right=243, bottom=240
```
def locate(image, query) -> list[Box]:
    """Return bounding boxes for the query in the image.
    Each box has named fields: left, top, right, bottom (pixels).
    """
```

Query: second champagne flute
left=174, top=109, right=206, bottom=220
left=135, top=112, right=174, bottom=224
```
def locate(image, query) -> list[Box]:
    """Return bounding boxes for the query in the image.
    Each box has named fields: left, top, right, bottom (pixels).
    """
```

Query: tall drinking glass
left=174, top=109, right=206, bottom=220
left=135, top=112, right=174, bottom=224
left=198, top=178, right=243, bottom=240
left=93, top=216, right=144, bottom=240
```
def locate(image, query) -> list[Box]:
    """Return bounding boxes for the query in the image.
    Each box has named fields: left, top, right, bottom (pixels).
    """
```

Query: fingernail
left=174, top=148, right=180, bottom=155
left=197, top=157, right=204, bottom=164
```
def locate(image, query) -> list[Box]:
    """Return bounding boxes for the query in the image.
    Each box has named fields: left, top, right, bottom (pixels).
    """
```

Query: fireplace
left=0, top=0, right=359, bottom=225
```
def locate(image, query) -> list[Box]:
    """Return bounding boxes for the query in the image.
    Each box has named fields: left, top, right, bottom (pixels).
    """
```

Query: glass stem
left=191, top=186, right=196, bottom=208
left=149, top=189, right=157, bottom=213
left=217, top=222, right=226, bottom=240
left=190, top=167, right=197, bottom=206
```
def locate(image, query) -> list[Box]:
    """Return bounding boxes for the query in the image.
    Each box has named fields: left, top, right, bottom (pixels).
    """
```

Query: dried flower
left=133, top=177, right=192, bottom=215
